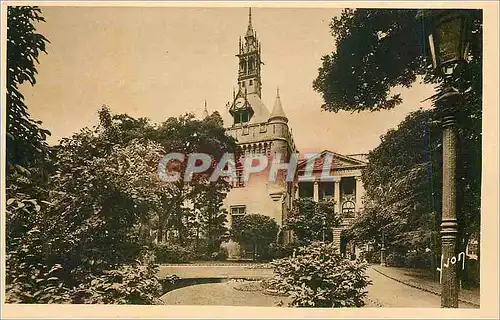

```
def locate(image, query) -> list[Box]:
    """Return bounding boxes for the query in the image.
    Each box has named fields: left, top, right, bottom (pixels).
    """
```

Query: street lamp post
left=422, top=9, right=472, bottom=308
left=380, top=231, right=386, bottom=267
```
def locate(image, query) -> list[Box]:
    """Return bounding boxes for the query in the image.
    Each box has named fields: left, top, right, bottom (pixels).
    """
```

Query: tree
left=285, top=198, right=340, bottom=246
left=90, top=108, right=237, bottom=247
left=231, top=214, right=279, bottom=260
left=151, top=111, right=237, bottom=245
left=313, top=9, right=481, bottom=113
left=314, top=8, right=482, bottom=261
left=347, top=108, right=480, bottom=279
left=6, top=6, right=51, bottom=174
left=190, top=182, right=229, bottom=252
left=6, top=131, right=166, bottom=303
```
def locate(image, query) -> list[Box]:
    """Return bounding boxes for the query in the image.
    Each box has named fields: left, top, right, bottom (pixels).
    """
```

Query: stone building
left=295, top=151, right=367, bottom=257
left=221, top=9, right=367, bottom=258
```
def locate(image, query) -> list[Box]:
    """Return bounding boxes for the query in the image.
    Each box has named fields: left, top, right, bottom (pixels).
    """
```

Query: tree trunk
left=157, top=228, right=163, bottom=244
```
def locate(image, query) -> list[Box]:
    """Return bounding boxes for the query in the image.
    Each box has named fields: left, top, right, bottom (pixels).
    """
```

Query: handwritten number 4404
left=436, top=252, right=466, bottom=284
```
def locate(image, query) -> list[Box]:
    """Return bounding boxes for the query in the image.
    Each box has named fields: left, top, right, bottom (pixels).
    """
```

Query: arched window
left=342, top=201, right=356, bottom=218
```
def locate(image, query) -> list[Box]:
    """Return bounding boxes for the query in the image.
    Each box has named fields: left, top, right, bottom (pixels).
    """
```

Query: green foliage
left=315, top=9, right=482, bottom=264
left=154, top=243, right=194, bottom=264
left=315, top=9, right=482, bottom=263
left=148, top=111, right=237, bottom=245
left=5, top=6, right=238, bottom=303
left=285, top=198, right=340, bottom=245
left=5, top=136, right=166, bottom=303
left=313, top=9, right=482, bottom=112
left=231, top=214, right=279, bottom=260
left=71, top=263, right=162, bottom=304
left=404, top=251, right=431, bottom=269
left=348, top=106, right=480, bottom=269
left=363, top=250, right=380, bottom=264
left=194, top=238, right=229, bottom=261
left=5, top=195, right=71, bottom=303
left=385, top=252, right=407, bottom=268
left=6, top=105, right=238, bottom=302
left=267, top=242, right=371, bottom=307
left=348, top=110, right=442, bottom=251
left=259, top=243, right=300, bottom=261
left=6, top=6, right=51, bottom=172
left=462, top=258, right=480, bottom=288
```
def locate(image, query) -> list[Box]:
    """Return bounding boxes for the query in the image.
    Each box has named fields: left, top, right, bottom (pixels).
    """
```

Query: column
left=355, top=176, right=364, bottom=214
left=313, top=181, right=319, bottom=202
left=380, top=231, right=387, bottom=266
left=334, top=177, right=341, bottom=215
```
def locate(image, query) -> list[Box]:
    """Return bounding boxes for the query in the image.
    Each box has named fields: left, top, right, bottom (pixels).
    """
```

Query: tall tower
left=229, top=8, right=269, bottom=126
left=237, top=8, right=262, bottom=97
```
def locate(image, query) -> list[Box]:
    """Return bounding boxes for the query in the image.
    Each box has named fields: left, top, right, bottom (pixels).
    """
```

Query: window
left=341, top=177, right=356, bottom=196
left=342, top=201, right=356, bottom=218
left=230, top=205, right=246, bottom=226
left=298, top=182, right=314, bottom=198
left=234, top=165, right=245, bottom=188
left=319, top=182, right=334, bottom=201
left=231, top=205, right=246, bottom=216
left=242, top=111, right=249, bottom=123
left=249, top=79, right=253, bottom=86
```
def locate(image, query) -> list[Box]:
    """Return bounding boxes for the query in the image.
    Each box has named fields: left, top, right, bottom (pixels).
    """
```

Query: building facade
left=221, top=9, right=367, bottom=258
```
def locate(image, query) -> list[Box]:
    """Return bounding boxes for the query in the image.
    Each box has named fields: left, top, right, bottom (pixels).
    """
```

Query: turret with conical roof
left=269, top=87, right=288, bottom=123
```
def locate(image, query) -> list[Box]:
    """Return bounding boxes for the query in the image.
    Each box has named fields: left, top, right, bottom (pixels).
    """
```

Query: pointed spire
left=246, top=8, right=254, bottom=38
left=203, top=100, right=209, bottom=118
left=269, top=86, right=288, bottom=122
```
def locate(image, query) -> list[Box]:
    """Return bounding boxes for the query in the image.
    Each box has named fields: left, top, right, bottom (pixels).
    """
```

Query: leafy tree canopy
left=348, top=108, right=480, bottom=256
left=6, top=6, right=51, bottom=173
left=285, top=198, right=340, bottom=245
left=231, top=214, right=279, bottom=258
left=313, top=9, right=482, bottom=113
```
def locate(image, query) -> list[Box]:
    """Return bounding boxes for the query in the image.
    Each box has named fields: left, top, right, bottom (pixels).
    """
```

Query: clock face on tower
left=235, top=97, right=246, bottom=109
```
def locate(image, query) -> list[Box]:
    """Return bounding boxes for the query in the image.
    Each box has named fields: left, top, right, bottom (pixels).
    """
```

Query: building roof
left=297, top=150, right=368, bottom=173
left=269, top=87, right=287, bottom=122
left=246, top=93, right=270, bottom=124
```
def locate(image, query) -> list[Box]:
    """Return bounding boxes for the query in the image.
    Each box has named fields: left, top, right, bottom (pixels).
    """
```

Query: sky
left=22, top=5, right=436, bottom=155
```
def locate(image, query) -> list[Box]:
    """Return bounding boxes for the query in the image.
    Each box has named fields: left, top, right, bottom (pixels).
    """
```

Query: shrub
left=154, top=243, right=194, bottom=264
left=193, top=238, right=228, bottom=261
left=267, top=242, right=372, bottom=307
left=213, top=247, right=228, bottom=261
left=404, top=251, right=431, bottom=269
left=259, top=243, right=300, bottom=261
left=363, top=250, right=381, bottom=264
left=231, top=214, right=279, bottom=260
left=462, top=258, right=480, bottom=288
left=71, top=262, right=163, bottom=304
left=385, top=252, right=406, bottom=267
